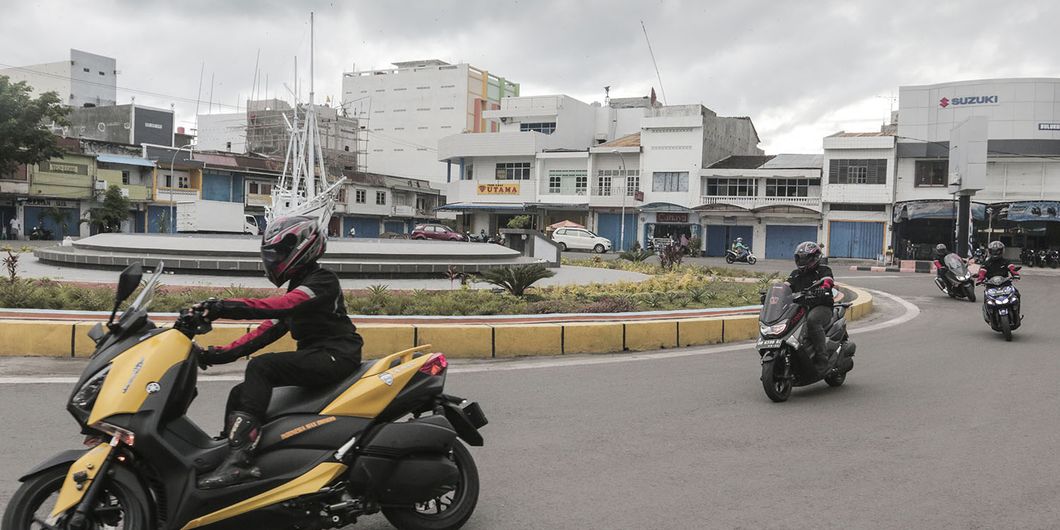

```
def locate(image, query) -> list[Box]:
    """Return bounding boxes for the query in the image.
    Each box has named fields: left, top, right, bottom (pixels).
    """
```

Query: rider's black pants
left=805, top=305, right=832, bottom=358
left=225, top=343, right=362, bottom=421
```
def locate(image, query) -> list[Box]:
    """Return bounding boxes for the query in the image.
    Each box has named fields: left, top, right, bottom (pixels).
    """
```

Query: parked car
left=410, top=223, right=466, bottom=241
left=552, top=227, right=612, bottom=253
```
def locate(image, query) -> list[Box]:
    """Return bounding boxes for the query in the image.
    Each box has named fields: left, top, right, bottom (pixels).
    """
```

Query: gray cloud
left=3, top=0, right=1060, bottom=152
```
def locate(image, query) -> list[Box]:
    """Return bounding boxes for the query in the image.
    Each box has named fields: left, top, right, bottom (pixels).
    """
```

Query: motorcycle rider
left=193, top=216, right=364, bottom=489
left=933, top=243, right=952, bottom=282
left=731, top=237, right=749, bottom=259
left=786, top=241, right=835, bottom=375
left=977, top=240, right=1021, bottom=283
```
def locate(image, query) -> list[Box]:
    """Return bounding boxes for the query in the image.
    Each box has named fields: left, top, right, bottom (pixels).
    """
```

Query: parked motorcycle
left=756, top=281, right=856, bottom=402
left=980, top=270, right=1022, bottom=341
left=1020, top=247, right=1036, bottom=267
left=725, top=248, right=758, bottom=265
left=1048, top=249, right=1060, bottom=268
left=934, top=253, right=976, bottom=302
left=1038, top=249, right=1049, bottom=268
left=972, top=245, right=987, bottom=263
left=3, top=263, right=487, bottom=530
left=29, top=226, right=53, bottom=240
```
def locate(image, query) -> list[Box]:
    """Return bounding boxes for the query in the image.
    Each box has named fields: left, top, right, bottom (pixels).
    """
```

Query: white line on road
left=0, top=290, right=920, bottom=383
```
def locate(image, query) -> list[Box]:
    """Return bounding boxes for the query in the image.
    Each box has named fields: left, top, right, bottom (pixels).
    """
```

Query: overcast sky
left=3, top=0, right=1060, bottom=153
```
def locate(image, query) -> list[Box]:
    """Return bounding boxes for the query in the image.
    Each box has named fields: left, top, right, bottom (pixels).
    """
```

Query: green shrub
left=506, top=215, right=532, bottom=229
left=476, top=264, right=555, bottom=297
left=581, top=296, right=638, bottom=313
left=619, top=248, right=653, bottom=263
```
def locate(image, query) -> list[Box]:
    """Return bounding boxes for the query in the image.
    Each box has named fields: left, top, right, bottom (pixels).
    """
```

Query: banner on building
left=1003, top=201, right=1060, bottom=222
left=656, top=212, right=690, bottom=223
left=38, top=161, right=88, bottom=176
left=477, top=183, right=520, bottom=195
left=893, top=200, right=986, bottom=222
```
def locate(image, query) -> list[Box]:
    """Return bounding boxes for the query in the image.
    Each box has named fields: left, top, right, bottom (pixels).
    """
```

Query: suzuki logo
left=939, top=97, right=950, bottom=108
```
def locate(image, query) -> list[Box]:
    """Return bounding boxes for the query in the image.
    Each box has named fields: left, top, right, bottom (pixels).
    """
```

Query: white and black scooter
left=934, top=253, right=976, bottom=301
left=981, top=269, right=1022, bottom=341
left=756, top=280, right=855, bottom=402
left=726, top=249, right=757, bottom=265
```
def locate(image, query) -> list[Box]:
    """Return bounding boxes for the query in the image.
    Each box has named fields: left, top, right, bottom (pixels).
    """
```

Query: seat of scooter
left=264, top=362, right=375, bottom=419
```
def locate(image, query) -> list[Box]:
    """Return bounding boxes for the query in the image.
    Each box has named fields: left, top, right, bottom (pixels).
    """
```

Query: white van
left=551, top=227, right=612, bottom=253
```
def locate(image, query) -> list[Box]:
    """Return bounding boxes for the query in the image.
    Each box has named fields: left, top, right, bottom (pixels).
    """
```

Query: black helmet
left=935, top=243, right=948, bottom=255
left=260, top=216, right=327, bottom=287
left=794, top=241, right=822, bottom=271
left=987, top=240, right=1004, bottom=258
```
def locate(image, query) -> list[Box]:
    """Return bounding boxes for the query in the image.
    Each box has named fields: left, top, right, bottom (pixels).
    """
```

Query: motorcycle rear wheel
left=725, top=255, right=735, bottom=264
left=2, top=466, right=151, bottom=530
left=382, top=441, right=479, bottom=530
left=761, top=359, right=791, bottom=402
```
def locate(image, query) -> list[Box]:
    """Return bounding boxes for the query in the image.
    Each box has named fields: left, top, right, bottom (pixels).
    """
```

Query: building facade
left=0, top=49, right=117, bottom=108
left=55, top=104, right=175, bottom=147
left=341, top=59, right=519, bottom=182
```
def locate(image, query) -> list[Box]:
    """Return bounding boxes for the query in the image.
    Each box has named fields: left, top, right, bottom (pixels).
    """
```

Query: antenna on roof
left=604, top=86, right=611, bottom=104
left=640, top=20, right=667, bottom=105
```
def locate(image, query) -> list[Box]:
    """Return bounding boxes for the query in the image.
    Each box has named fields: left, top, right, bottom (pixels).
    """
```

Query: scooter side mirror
left=115, top=263, right=143, bottom=305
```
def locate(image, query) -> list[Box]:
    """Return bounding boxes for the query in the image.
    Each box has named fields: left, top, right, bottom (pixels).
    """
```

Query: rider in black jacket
left=933, top=243, right=951, bottom=281
left=977, top=241, right=1021, bottom=283
left=193, top=216, right=363, bottom=490
left=787, top=241, right=835, bottom=375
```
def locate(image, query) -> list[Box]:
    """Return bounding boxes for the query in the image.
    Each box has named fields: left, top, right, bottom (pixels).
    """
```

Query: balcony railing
left=590, top=187, right=637, bottom=197
left=698, top=195, right=822, bottom=211
left=246, top=193, right=272, bottom=208
left=156, top=188, right=200, bottom=203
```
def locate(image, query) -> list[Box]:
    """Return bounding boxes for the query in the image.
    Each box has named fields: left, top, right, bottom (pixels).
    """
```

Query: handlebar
left=174, top=308, right=213, bottom=337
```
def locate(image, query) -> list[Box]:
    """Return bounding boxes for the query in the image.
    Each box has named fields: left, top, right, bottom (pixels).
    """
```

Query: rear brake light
left=419, top=353, right=448, bottom=376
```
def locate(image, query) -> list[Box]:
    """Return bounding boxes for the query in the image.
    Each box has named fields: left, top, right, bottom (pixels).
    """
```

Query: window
left=520, top=122, right=557, bottom=134
left=705, top=178, right=757, bottom=197
left=652, top=172, right=689, bottom=192
left=337, top=188, right=347, bottom=203
left=828, top=159, right=887, bottom=184
left=915, top=160, right=948, bottom=187
left=596, top=175, right=612, bottom=196
left=766, top=179, right=812, bottom=197
left=177, top=175, right=190, bottom=189
left=98, top=71, right=105, bottom=76
left=595, top=169, right=639, bottom=195
left=626, top=174, right=640, bottom=197
left=163, top=174, right=173, bottom=188
left=464, top=164, right=473, bottom=180
left=376, top=191, right=386, bottom=205
left=829, top=203, right=887, bottom=212
left=495, top=162, right=531, bottom=180
left=121, top=170, right=130, bottom=185
left=82, top=67, right=90, bottom=73
left=355, top=189, right=366, bottom=203
left=547, top=169, right=587, bottom=195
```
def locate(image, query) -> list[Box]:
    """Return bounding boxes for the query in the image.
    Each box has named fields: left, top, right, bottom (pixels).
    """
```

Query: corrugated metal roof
left=707, top=155, right=776, bottom=169
left=95, top=154, right=156, bottom=168
left=759, top=154, right=823, bottom=169
left=597, top=133, right=641, bottom=148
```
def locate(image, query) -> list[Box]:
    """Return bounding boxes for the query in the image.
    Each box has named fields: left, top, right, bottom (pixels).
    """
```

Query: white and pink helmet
left=260, top=216, right=326, bottom=286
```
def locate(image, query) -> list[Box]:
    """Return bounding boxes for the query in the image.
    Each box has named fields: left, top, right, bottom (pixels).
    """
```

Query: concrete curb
left=0, top=286, right=874, bottom=359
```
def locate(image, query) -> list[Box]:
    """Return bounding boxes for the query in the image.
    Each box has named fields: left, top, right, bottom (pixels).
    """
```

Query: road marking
left=0, top=290, right=920, bottom=383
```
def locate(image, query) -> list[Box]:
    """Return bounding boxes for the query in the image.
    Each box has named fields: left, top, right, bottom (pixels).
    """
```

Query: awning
left=95, top=154, right=156, bottom=168
left=435, top=203, right=528, bottom=212
left=893, top=200, right=986, bottom=222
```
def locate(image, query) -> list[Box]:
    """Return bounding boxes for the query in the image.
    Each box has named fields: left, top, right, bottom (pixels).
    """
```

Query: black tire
left=557, top=242, right=567, bottom=252
left=965, top=284, right=976, bottom=303
left=1001, top=316, right=1012, bottom=341
left=725, top=255, right=735, bottom=264
left=383, top=441, right=480, bottom=530
left=2, top=465, right=151, bottom=530
left=761, top=358, right=791, bottom=403
left=824, top=369, right=846, bottom=387
left=594, top=244, right=605, bottom=254
left=748, top=256, right=757, bottom=265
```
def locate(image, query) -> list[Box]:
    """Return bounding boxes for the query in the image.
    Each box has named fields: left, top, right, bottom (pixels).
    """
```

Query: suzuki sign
left=939, top=96, right=999, bottom=108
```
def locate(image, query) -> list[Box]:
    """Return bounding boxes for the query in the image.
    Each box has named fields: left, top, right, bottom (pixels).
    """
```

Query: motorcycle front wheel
left=748, top=256, right=757, bottom=265
left=2, top=466, right=151, bottom=530
left=964, top=284, right=976, bottom=302
left=761, top=358, right=791, bottom=402
left=1001, top=316, right=1013, bottom=341
left=382, top=441, right=480, bottom=530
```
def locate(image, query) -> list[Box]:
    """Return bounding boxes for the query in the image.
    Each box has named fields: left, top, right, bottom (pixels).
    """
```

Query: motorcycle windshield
left=944, top=253, right=968, bottom=274
left=985, top=276, right=1012, bottom=287
left=760, top=283, right=795, bottom=325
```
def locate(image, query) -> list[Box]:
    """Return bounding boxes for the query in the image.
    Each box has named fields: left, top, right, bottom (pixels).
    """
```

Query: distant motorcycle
left=725, top=248, right=757, bottom=265
left=980, top=270, right=1022, bottom=341
left=1048, top=249, right=1060, bottom=268
left=1038, top=249, right=1049, bottom=268
left=934, top=253, right=976, bottom=301
left=972, top=245, right=987, bottom=263
left=1020, top=247, right=1036, bottom=267
left=29, top=226, right=52, bottom=240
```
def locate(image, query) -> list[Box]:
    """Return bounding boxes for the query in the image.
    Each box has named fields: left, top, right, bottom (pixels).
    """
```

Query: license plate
left=757, top=338, right=782, bottom=349
left=998, top=308, right=1009, bottom=315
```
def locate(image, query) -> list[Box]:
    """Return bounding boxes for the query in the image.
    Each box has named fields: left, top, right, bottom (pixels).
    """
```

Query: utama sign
left=939, top=96, right=999, bottom=108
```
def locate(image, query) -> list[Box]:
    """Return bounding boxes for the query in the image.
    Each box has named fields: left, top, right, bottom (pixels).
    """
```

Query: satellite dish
left=97, top=122, right=106, bottom=132
left=123, top=122, right=131, bottom=130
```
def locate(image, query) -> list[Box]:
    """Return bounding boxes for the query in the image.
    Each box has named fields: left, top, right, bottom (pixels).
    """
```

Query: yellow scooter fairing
left=50, top=443, right=112, bottom=518
left=88, top=329, right=193, bottom=425
left=321, top=345, right=437, bottom=418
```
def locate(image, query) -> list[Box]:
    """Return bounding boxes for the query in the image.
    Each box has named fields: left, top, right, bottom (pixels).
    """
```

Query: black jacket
left=787, top=265, right=835, bottom=307
left=979, top=256, right=1015, bottom=280
left=212, top=265, right=362, bottom=360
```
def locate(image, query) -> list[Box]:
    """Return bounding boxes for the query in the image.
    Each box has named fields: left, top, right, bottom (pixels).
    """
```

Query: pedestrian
left=348, top=226, right=356, bottom=238
left=9, top=217, right=20, bottom=241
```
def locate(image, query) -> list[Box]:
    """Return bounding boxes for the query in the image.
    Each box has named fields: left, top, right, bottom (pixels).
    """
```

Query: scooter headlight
left=71, top=366, right=110, bottom=413
left=759, top=322, right=788, bottom=336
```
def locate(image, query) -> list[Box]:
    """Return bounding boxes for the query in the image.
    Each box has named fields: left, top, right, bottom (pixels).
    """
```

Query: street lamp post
left=611, top=149, right=628, bottom=252
left=169, top=143, right=194, bottom=233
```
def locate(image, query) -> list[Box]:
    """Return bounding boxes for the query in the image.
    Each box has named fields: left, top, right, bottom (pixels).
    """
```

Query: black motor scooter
left=756, top=281, right=856, bottom=402
left=934, top=253, right=976, bottom=302
left=981, top=269, right=1022, bottom=341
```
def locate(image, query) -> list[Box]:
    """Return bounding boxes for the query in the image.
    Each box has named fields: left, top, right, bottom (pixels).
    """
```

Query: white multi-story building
left=341, top=59, right=519, bottom=182
left=0, top=49, right=116, bottom=108
left=819, top=132, right=897, bottom=260
left=437, top=93, right=763, bottom=251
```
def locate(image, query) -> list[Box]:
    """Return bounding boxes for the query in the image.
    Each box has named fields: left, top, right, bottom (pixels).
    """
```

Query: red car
left=410, top=224, right=467, bottom=241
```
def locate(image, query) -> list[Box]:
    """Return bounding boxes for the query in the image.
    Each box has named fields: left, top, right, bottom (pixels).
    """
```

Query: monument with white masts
left=268, top=12, right=346, bottom=229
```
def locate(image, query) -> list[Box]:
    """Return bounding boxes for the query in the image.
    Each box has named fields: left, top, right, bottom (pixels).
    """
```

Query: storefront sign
left=1039, top=123, right=1060, bottom=131
left=26, top=198, right=76, bottom=208
left=39, top=161, right=88, bottom=175
left=1004, top=201, right=1060, bottom=222
left=656, top=212, right=689, bottom=223
left=939, top=96, right=998, bottom=108
left=477, top=183, right=520, bottom=195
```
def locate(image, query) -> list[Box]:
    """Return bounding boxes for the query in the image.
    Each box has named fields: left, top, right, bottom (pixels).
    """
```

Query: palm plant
left=476, top=264, right=555, bottom=296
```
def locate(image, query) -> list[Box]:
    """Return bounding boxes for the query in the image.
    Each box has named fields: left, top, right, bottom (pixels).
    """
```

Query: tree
left=0, top=76, right=69, bottom=175
left=83, top=185, right=132, bottom=233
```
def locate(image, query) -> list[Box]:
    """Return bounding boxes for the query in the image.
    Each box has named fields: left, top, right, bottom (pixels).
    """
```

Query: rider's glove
left=193, top=298, right=223, bottom=321
left=197, top=346, right=234, bottom=369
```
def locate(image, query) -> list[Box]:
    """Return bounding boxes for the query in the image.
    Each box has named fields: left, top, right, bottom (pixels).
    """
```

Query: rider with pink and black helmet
left=786, top=241, right=835, bottom=374
left=194, top=215, right=363, bottom=489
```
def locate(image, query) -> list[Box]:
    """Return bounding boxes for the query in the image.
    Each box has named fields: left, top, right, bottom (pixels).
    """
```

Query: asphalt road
left=2, top=271, right=1059, bottom=528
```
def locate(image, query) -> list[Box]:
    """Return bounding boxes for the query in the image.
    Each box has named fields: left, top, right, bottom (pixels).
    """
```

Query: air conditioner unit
left=94, top=181, right=107, bottom=191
